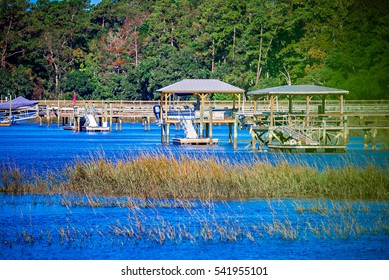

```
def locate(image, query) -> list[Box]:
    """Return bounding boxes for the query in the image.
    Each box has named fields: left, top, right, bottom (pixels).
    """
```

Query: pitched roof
left=247, top=85, right=349, bottom=96
left=157, top=79, right=245, bottom=94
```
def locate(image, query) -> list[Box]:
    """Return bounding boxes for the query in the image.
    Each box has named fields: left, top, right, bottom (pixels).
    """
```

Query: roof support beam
left=198, top=93, right=207, bottom=138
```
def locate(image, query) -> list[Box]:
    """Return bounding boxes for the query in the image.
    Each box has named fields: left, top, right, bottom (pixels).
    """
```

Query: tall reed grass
left=2, top=197, right=387, bottom=249
left=1, top=152, right=388, bottom=200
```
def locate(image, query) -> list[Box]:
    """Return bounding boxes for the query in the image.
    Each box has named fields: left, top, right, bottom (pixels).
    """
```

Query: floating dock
left=172, top=138, right=218, bottom=145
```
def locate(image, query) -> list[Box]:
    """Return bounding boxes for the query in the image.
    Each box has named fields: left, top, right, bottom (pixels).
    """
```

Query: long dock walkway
left=34, top=99, right=389, bottom=151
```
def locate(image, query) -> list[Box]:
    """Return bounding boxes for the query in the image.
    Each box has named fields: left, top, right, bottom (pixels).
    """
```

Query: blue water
left=0, top=195, right=388, bottom=260
left=1, top=122, right=387, bottom=173
left=0, top=122, right=388, bottom=260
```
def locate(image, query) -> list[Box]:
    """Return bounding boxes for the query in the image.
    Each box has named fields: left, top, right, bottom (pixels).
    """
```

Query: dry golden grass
left=1, top=152, right=388, bottom=200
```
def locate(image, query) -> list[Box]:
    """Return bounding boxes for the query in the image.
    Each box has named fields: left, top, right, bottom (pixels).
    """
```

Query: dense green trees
left=0, top=0, right=387, bottom=100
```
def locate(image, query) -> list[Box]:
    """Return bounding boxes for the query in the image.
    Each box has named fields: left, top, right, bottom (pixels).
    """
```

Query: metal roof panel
left=247, top=85, right=349, bottom=95
left=157, top=79, right=245, bottom=94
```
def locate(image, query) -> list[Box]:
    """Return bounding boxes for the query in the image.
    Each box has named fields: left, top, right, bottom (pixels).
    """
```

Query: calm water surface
left=0, top=122, right=388, bottom=260
left=1, top=122, right=388, bottom=172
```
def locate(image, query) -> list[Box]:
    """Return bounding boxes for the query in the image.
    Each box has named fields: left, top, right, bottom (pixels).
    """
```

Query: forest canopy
left=0, top=0, right=388, bottom=100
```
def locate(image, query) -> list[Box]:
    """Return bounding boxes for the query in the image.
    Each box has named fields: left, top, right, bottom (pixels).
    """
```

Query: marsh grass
left=1, top=194, right=387, bottom=250
left=1, top=152, right=388, bottom=200
left=1, top=151, right=388, bottom=252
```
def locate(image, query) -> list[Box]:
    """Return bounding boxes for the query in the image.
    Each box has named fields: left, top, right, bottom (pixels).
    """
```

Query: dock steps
left=274, top=126, right=319, bottom=145
left=180, top=118, right=198, bottom=139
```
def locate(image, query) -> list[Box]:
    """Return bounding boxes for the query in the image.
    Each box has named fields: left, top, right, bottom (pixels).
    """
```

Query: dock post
left=166, top=122, right=170, bottom=144
left=199, top=93, right=205, bottom=138
left=209, top=105, right=213, bottom=145
left=109, top=102, right=113, bottom=132
left=305, top=96, right=311, bottom=126
left=322, top=120, right=327, bottom=145
left=46, top=106, right=50, bottom=126
left=161, top=124, right=166, bottom=143
left=72, top=106, right=75, bottom=127
left=147, top=116, right=150, bottom=131
left=233, top=113, right=238, bottom=150
left=77, top=117, right=81, bottom=132
left=115, top=118, right=118, bottom=131
left=364, top=130, right=369, bottom=150
left=9, top=94, right=12, bottom=119
left=39, top=116, right=42, bottom=126
left=142, top=117, right=146, bottom=130
left=343, top=116, right=348, bottom=144
left=119, top=118, right=122, bottom=131
left=372, top=128, right=377, bottom=150
left=251, top=129, right=256, bottom=151
left=57, top=100, right=60, bottom=127
left=104, top=102, right=108, bottom=124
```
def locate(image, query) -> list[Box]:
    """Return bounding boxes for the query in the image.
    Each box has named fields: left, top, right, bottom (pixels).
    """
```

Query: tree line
left=1, top=0, right=388, bottom=100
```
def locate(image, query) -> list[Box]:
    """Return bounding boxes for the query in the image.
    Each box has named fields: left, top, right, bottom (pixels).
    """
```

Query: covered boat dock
left=246, top=85, right=349, bottom=152
left=157, top=79, right=244, bottom=147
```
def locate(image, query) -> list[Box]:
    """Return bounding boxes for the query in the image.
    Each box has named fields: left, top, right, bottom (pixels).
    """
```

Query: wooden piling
left=104, top=102, right=108, bottom=124
left=46, top=106, right=50, bottom=126
left=251, top=130, right=256, bottom=151
left=322, top=120, right=327, bottom=145
left=372, top=128, right=377, bottom=150
left=109, top=102, right=113, bottom=132
left=166, top=123, right=170, bottom=144
left=57, top=100, right=60, bottom=127
left=233, top=113, right=238, bottom=150
left=199, top=93, right=205, bottom=138
left=364, top=130, right=369, bottom=150
left=209, top=105, right=213, bottom=145
left=343, top=116, right=348, bottom=144
left=161, top=124, right=166, bottom=144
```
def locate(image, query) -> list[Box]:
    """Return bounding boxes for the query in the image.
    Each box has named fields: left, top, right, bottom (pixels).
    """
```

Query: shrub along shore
left=1, top=153, right=388, bottom=200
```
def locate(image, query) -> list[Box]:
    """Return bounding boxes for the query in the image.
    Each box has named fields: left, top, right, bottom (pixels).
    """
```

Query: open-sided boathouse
left=246, top=85, right=349, bottom=152
left=157, top=79, right=245, bottom=147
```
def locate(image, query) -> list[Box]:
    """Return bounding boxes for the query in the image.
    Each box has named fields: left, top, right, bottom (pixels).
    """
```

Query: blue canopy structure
left=0, top=97, right=39, bottom=110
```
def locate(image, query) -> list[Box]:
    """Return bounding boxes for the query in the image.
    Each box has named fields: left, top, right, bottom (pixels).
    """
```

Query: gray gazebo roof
left=157, top=79, right=245, bottom=95
left=247, top=85, right=349, bottom=96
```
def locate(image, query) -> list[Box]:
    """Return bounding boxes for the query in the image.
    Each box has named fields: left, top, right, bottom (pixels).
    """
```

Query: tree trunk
left=54, top=61, right=60, bottom=97
left=134, top=26, right=139, bottom=67
left=232, top=25, right=236, bottom=60
left=255, top=26, right=263, bottom=86
left=211, top=38, right=215, bottom=73
left=170, top=22, right=174, bottom=47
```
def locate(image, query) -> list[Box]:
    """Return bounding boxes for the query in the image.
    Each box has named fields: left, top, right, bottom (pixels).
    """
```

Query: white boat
left=0, top=97, right=39, bottom=125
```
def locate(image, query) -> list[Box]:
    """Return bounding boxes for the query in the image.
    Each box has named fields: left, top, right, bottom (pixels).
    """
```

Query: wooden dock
left=245, top=85, right=389, bottom=152
left=16, top=96, right=388, bottom=152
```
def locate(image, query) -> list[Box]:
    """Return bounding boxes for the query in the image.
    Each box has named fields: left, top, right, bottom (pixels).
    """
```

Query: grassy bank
left=1, top=153, right=388, bottom=200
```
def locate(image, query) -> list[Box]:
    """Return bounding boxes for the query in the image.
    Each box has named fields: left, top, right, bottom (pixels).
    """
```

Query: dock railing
left=35, top=99, right=389, bottom=119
